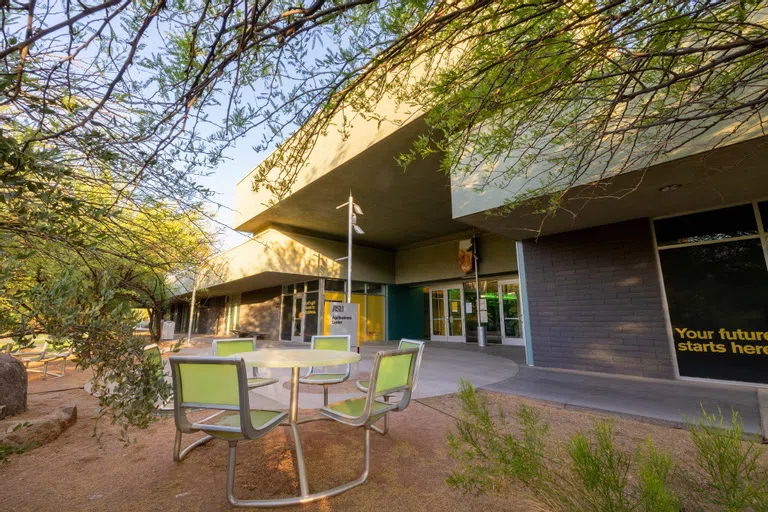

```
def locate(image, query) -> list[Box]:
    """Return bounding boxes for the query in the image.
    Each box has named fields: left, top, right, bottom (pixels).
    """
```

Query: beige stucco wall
left=395, top=233, right=517, bottom=285
left=199, top=228, right=395, bottom=290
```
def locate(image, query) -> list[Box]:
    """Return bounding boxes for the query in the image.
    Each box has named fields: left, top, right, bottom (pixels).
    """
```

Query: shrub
left=447, top=380, right=766, bottom=512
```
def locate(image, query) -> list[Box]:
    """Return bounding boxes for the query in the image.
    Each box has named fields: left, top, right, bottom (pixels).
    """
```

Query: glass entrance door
left=499, top=280, right=524, bottom=346
left=429, top=286, right=465, bottom=342
left=292, top=293, right=304, bottom=342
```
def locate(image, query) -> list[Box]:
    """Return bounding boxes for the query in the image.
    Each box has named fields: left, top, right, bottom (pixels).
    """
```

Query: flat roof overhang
left=235, top=117, right=469, bottom=250
left=456, top=135, right=768, bottom=239
left=188, top=271, right=310, bottom=298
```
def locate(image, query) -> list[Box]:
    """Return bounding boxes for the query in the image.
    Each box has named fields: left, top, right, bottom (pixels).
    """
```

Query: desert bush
left=447, top=379, right=765, bottom=512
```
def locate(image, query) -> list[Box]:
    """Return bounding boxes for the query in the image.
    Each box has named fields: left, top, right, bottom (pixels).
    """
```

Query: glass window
left=303, top=292, right=319, bottom=342
left=324, top=279, right=345, bottom=293
left=366, top=295, right=385, bottom=341
left=351, top=281, right=366, bottom=293
left=366, top=283, right=383, bottom=295
left=448, top=288, right=463, bottom=336
left=295, top=282, right=304, bottom=293
left=654, top=204, right=758, bottom=246
left=282, top=284, right=293, bottom=295
left=501, top=283, right=522, bottom=338
left=306, top=280, right=319, bottom=292
left=280, top=295, right=292, bottom=341
left=431, top=290, right=446, bottom=337
left=659, top=239, right=768, bottom=384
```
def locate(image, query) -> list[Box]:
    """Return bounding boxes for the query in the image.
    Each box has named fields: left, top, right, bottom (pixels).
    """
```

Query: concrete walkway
left=484, top=365, right=767, bottom=437
left=177, top=336, right=766, bottom=438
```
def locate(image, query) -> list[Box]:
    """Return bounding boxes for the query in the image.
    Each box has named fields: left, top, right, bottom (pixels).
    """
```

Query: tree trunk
left=148, top=307, right=163, bottom=343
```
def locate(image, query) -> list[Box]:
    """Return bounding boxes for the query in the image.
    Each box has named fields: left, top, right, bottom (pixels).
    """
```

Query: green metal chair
left=299, top=335, right=351, bottom=406
left=355, top=339, right=425, bottom=434
left=143, top=344, right=173, bottom=413
left=212, top=338, right=278, bottom=389
left=318, top=347, right=419, bottom=492
left=169, top=355, right=287, bottom=507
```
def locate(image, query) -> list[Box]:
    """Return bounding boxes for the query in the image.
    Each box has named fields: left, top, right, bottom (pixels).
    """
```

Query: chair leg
left=226, top=441, right=238, bottom=507
left=174, top=429, right=215, bottom=462
left=323, top=385, right=329, bottom=406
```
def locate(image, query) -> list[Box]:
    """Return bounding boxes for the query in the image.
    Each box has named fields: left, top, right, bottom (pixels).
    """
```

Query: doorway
left=291, top=293, right=305, bottom=342
left=498, top=279, right=524, bottom=346
left=429, top=286, right=465, bottom=342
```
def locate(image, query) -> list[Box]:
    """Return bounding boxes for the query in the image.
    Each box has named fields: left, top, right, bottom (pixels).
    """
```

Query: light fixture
left=658, top=184, right=683, bottom=193
left=353, top=224, right=365, bottom=235
left=353, top=204, right=363, bottom=215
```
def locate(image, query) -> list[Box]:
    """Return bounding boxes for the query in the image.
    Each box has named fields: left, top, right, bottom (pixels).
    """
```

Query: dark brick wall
left=522, top=219, right=674, bottom=379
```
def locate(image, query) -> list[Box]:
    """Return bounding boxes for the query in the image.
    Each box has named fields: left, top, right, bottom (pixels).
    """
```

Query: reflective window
left=660, top=239, right=768, bottom=384
left=280, top=295, right=292, bottom=341
left=366, top=283, right=383, bottom=295
left=324, top=279, right=345, bottom=293
left=306, top=280, right=319, bottom=292
left=654, top=204, right=758, bottom=246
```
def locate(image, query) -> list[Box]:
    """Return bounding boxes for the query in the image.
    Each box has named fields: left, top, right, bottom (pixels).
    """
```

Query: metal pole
left=186, top=272, right=198, bottom=346
left=473, top=234, right=487, bottom=347
left=347, top=190, right=353, bottom=303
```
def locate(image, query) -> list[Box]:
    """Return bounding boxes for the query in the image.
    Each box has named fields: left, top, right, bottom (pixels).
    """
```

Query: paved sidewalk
left=483, top=365, right=766, bottom=437
left=178, top=335, right=766, bottom=438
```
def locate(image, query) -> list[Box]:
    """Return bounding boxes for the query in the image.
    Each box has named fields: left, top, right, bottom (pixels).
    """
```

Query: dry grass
left=3, top=369, right=764, bottom=511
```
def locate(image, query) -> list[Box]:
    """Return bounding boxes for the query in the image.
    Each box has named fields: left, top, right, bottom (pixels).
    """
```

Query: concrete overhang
left=234, top=117, right=469, bottom=249
left=175, top=228, right=396, bottom=298
left=457, top=135, right=768, bottom=239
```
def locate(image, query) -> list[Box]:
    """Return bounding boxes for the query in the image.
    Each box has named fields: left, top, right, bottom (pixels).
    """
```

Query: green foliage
left=687, top=409, right=768, bottom=511
left=636, top=439, right=682, bottom=512
left=0, top=423, right=38, bottom=464
left=566, top=420, right=632, bottom=511
left=447, top=379, right=547, bottom=493
left=447, top=382, right=767, bottom=512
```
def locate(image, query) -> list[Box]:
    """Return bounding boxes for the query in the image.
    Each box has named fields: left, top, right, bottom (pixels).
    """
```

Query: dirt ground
left=1, top=364, right=765, bottom=511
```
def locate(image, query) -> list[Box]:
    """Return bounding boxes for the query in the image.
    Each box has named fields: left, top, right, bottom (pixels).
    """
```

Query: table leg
left=289, top=367, right=309, bottom=496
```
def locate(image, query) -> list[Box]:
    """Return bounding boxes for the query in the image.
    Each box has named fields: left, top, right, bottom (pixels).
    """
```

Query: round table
left=233, top=349, right=361, bottom=502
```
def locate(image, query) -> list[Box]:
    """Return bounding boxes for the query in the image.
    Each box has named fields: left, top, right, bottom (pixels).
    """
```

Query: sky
left=196, top=137, right=270, bottom=252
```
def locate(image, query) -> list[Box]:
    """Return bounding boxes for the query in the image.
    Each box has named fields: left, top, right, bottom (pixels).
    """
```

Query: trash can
left=161, top=320, right=176, bottom=341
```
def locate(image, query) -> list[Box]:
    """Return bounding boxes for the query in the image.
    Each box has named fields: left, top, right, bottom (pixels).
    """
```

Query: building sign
left=329, top=302, right=359, bottom=349
left=655, top=205, right=768, bottom=384
left=458, top=239, right=474, bottom=274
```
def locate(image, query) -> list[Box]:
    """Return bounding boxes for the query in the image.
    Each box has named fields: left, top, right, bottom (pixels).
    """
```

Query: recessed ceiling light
left=658, top=184, right=683, bottom=193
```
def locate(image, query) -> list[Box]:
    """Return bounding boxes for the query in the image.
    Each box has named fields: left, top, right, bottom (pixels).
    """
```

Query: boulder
left=0, top=406, right=77, bottom=449
left=0, top=354, right=27, bottom=419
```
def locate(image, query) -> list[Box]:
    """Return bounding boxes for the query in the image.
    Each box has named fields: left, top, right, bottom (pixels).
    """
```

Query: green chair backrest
left=214, top=338, right=254, bottom=357
left=398, top=339, right=426, bottom=391
left=311, top=335, right=350, bottom=352
left=374, top=351, right=417, bottom=395
left=175, top=359, right=241, bottom=408
left=143, top=345, right=164, bottom=380
left=399, top=340, right=422, bottom=351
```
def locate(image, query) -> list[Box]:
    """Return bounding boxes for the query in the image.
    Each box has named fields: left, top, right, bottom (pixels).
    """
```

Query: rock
left=0, top=405, right=77, bottom=449
left=0, top=354, right=27, bottom=418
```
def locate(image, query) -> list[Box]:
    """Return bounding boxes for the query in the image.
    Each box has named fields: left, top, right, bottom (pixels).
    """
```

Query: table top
left=232, top=349, right=361, bottom=368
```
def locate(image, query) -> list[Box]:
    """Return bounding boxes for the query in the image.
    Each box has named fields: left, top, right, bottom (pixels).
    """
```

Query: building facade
left=172, top=89, right=768, bottom=388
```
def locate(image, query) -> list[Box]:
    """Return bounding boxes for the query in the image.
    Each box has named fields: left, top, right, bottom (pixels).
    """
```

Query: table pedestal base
left=225, top=367, right=370, bottom=508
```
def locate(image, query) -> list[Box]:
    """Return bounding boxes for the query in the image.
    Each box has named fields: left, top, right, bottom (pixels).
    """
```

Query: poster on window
left=659, top=239, right=768, bottom=384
